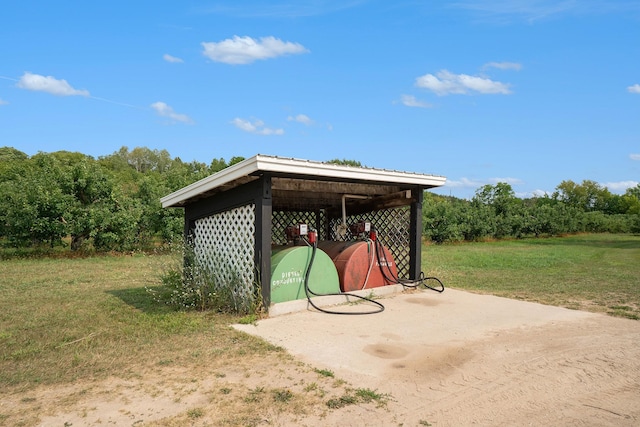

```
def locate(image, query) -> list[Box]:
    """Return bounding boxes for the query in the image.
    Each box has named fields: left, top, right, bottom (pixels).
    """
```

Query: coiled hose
left=374, top=238, right=445, bottom=293
left=302, top=236, right=385, bottom=315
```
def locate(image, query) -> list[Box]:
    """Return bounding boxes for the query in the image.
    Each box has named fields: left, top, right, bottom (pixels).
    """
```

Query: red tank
left=318, top=241, right=398, bottom=292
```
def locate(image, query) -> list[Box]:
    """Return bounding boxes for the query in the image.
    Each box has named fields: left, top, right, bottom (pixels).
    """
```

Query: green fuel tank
left=270, top=246, right=340, bottom=304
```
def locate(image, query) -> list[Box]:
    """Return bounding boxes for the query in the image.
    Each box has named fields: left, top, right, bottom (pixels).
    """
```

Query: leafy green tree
left=474, top=183, right=519, bottom=216
left=228, top=156, right=246, bottom=166
left=472, top=183, right=523, bottom=238
left=461, top=199, right=495, bottom=241
left=553, top=180, right=611, bottom=212
left=327, top=159, right=363, bottom=167
left=423, top=194, right=467, bottom=243
left=64, top=157, right=119, bottom=250
left=0, top=146, right=28, bottom=163
left=620, top=185, right=640, bottom=215
left=0, top=153, right=72, bottom=247
left=209, top=157, right=228, bottom=173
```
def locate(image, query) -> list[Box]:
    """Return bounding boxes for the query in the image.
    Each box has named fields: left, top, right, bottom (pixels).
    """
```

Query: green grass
left=1, top=233, right=638, bottom=396
left=422, top=233, right=640, bottom=319
left=0, top=254, right=281, bottom=389
left=325, top=387, right=388, bottom=409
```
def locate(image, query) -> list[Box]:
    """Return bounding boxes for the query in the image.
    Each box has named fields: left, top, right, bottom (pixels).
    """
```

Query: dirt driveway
left=234, top=288, right=640, bottom=426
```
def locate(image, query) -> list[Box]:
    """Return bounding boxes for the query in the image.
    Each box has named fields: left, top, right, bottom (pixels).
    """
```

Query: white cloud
left=531, top=189, right=550, bottom=197
left=445, top=176, right=522, bottom=189
left=603, top=180, right=639, bottom=192
left=231, top=117, right=284, bottom=135
left=202, top=36, right=309, bottom=64
left=163, top=54, right=184, bottom=63
left=630, top=154, right=640, bottom=161
left=483, top=61, right=522, bottom=71
left=415, top=70, right=511, bottom=96
left=514, top=189, right=551, bottom=198
left=150, top=101, right=194, bottom=124
left=287, top=114, right=314, bottom=125
left=444, top=177, right=485, bottom=188
left=0, top=98, right=8, bottom=105
left=627, top=84, right=640, bottom=94
left=487, top=177, right=523, bottom=185
left=16, top=72, right=89, bottom=96
left=399, top=94, right=432, bottom=108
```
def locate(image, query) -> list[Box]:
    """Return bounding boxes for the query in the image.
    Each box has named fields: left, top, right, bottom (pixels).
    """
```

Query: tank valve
left=349, top=221, right=372, bottom=240
left=285, top=223, right=308, bottom=243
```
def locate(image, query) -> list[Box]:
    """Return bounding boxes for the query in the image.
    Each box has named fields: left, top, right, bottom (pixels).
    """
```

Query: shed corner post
left=409, top=187, right=424, bottom=280
left=255, top=174, right=273, bottom=310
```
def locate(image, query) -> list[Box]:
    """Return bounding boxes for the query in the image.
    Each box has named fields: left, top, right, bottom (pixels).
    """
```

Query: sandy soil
left=3, top=288, right=639, bottom=426
left=236, top=288, right=640, bottom=426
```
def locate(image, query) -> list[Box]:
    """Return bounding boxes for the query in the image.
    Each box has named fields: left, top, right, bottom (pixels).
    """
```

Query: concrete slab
left=234, top=288, right=640, bottom=426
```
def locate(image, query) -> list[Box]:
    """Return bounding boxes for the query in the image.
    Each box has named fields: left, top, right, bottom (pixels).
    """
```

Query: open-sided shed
left=161, top=154, right=445, bottom=310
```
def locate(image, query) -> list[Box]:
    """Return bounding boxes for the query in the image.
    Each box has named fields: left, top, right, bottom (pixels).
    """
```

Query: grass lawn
left=0, top=254, right=281, bottom=389
left=0, top=233, right=638, bottom=424
left=422, top=233, right=640, bottom=320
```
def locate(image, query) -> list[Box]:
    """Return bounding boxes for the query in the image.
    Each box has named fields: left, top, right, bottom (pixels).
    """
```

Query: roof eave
left=161, top=154, right=446, bottom=208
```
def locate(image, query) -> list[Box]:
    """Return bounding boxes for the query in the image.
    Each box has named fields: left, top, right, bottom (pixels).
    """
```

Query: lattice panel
left=271, top=210, right=327, bottom=245
left=329, top=207, right=411, bottom=277
left=193, top=204, right=256, bottom=300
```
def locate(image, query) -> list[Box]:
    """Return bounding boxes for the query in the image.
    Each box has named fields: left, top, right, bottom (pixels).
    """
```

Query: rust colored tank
left=318, top=241, right=398, bottom=292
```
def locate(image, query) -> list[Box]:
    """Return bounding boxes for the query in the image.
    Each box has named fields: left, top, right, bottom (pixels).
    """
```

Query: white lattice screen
left=193, top=204, right=256, bottom=300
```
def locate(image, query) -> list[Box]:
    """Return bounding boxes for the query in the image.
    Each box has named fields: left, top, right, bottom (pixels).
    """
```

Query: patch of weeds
left=220, top=387, right=232, bottom=395
left=187, top=407, right=204, bottom=419
left=326, top=388, right=391, bottom=409
left=607, top=304, right=640, bottom=320
left=148, top=240, right=260, bottom=314
left=244, top=386, right=265, bottom=403
left=214, top=372, right=226, bottom=378
left=304, top=382, right=326, bottom=397
left=326, top=394, right=357, bottom=409
left=332, top=378, right=347, bottom=388
left=272, top=388, right=294, bottom=402
left=223, top=415, right=262, bottom=427
left=419, top=420, right=432, bottom=426
left=314, top=368, right=334, bottom=378
left=609, top=305, right=633, bottom=311
left=157, top=359, right=173, bottom=366
left=609, top=310, right=640, bottom=320
left=20, top=397, right=37, bottom=403
left=304, top=382, right=318, bottom=392
left=355, top=388, right=389, bottom=406
left=237, top=314, right=258, bottom=325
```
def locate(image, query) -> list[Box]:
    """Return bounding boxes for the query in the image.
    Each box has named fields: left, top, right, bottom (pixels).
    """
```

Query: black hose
left=302, top=237, right=384, bottom=315
left=374, top=238, right=445, bottom=293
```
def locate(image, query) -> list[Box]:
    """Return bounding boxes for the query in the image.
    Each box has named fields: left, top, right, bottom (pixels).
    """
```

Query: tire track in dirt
left=378, top=316, right=640, bottom=426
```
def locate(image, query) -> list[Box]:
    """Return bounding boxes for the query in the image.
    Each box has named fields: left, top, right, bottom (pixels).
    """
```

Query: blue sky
left=1, top=0, right=639, bottom=199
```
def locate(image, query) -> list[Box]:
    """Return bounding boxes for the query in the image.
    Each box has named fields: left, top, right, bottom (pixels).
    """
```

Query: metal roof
left=161, top=154, right=446, bottom=208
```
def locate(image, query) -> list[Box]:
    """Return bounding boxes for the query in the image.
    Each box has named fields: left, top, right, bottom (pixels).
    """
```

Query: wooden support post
left=409, top=188, right=423, bottom=280
left=255, top=174, right=273, bottom=309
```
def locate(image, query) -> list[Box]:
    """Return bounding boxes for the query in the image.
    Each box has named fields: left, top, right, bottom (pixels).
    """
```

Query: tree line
left=423, top=181, right=640, bottom=243
left=1, top=146, right=638, bottom=253
left=0, top=146, right=245, bottom=252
